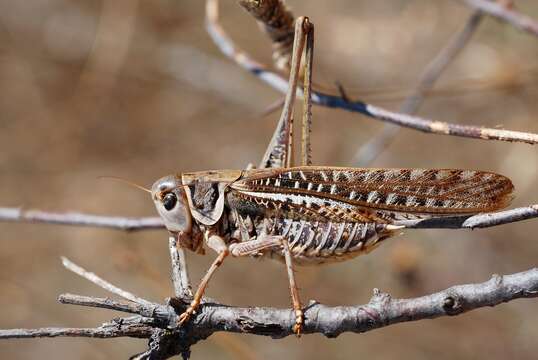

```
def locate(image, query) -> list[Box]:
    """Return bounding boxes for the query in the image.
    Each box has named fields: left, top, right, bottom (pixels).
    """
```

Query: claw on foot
left=178, top=306, right=196, bottom=326
left=293, top=309, right=304, bottom=337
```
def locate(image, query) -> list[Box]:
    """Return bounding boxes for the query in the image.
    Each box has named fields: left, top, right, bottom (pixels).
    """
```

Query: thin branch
left=459, top=0, right=538, bottom=37
left=462, top=204, right=538, bottom=228
left=395, top=204, right=538, bottom=229
left=3, top=266, right=538, bottom=341
left=61, top=257, right=153, bottom=306
left=206, top=0, right=538, bottom=145
left=0, top=317, right=155, bottom=339
left=0, top=326, right=150, bottom=339
left=58, top=294, right=178, bottom=326
left=199, top=268, right=538, bottom=337
left=168, top=236, right=193, bottom=299
left=361, top=103, right=538, bottom=143
left=354, top=10, right=484, bottom=166
left=59, top=294, right=154, bottom=317
left=2, top=202, right=538, bottom=235
left=0, top=207, right=163, bottom=231
left=400, top=11, right=485, bottom=115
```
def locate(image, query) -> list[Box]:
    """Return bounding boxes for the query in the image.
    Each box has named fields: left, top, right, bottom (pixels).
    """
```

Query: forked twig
left=0, top=258, right=198, bottom=358
left=1, top=260, right=538, bottom=353
left=458, top=0, right=538, bottom=36
left=354, top=10, right=484, bottom=165
left=206, top=0, right=538, bottom=145
left=58, top=294, right=176, bottom=325
left=0, top=207, right=163, bottom=231
left=61, top=257, right=153, bottom=306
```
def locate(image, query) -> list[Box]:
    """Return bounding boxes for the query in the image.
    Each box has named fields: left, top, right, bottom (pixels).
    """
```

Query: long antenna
left=98, top=176, right=152, bottom=193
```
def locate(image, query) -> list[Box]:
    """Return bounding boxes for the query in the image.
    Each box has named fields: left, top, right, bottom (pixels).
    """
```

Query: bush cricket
left=149, top=17, right=514, bottom=335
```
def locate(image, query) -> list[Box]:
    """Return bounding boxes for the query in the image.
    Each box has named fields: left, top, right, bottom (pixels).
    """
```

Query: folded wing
left=231, top=167, right=514, bottom=222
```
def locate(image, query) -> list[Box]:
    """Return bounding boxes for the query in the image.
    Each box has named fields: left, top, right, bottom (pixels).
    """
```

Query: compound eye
left=163, top=192, right=177, bottom=211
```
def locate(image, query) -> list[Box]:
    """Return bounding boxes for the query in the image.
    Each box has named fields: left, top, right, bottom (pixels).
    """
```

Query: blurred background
left=1, top=0, right=538, bottom=358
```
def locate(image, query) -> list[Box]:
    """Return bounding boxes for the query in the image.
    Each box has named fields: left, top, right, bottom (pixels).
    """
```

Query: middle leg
left=229, top=236, right=304, bottom=335
left=281, top=238, right=304, bottom=336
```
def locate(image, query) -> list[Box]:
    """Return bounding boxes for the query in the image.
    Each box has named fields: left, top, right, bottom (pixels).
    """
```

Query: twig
left=2, top=264, right=538, bottom=342
left=400, top=11, right=485, bottom=115
left=462, top=204, right=538, bottom=228
left=354, top=10, right=484, bottom=166
left=362, top=104, right=538, bottom=143
left=0, top=316, right=155, bottom=339
left=459, top=0, right=538, bottom=36
left=59, top=294, right=154, bottom=317
left=206, top=0, right=538, bottom=145
left=199, top=268, right=538, bottom=337
left=0, top=207, right=163, bottom=231
left=61, top=257, right=153, bottom=306
left=169, top=236, right=193, bottom=299
left=2, top=201, right=538, bottom=233
left=58, top=294, right=177, bottom=325
left=395, top=204, right=538, bottom=229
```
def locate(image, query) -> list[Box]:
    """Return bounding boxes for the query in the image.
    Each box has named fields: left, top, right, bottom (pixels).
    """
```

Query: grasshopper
left=149, top=17, right=514, bottom=335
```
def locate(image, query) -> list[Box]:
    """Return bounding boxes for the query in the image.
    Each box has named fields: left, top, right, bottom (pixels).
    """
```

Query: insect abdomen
left=262, top=217, right=395, bottom=265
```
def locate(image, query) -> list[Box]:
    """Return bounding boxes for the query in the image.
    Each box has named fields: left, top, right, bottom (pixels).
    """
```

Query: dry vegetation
left=1, top=0, right=538, bottom=358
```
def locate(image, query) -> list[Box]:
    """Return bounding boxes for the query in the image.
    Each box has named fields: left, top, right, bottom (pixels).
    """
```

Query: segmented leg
left=178, top=233, right=228, bottom=326
left=228, top=235, right=283, bottom=256
left=281, top=238, right=304, bottom=336
left=301, top=19, right=314, bottom=167
left=230, top=236, right=304, bottom=335
left=259, top=17, right=311, bottom=169
left=178, top=250, right=228, bottom=325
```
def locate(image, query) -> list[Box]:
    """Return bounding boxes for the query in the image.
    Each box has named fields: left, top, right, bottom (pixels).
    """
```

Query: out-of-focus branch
left=0, top=207, right=163, bottom=231
left=205, top=0, right=538, bottom=145
left=395, top=204, right=538, bottom=229
left=459, top=0, right=538, bottom=36
left=400, top=11, right=485, bottom=115
left=353, top=10, right=484, bottom=166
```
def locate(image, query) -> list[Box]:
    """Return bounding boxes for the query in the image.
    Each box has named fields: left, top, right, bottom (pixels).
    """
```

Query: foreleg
left=231, top=236, right=304, bottom=336
left=178, top=233, right=229, bottom=325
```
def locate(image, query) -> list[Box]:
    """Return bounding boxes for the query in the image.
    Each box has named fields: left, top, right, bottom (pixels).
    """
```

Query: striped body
left=228, top=209, right=394, bottom=265
left=205, top=166, right=514, bottom=264
left=231, top=167, right=513, bottom=220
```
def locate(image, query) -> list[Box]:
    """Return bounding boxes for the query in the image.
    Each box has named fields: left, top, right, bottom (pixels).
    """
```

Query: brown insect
left=149, top=17, right=513, bottom=335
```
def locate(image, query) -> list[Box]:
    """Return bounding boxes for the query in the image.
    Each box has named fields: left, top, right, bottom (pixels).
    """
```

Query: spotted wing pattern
left=230, top=166, right=514, bottom=221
